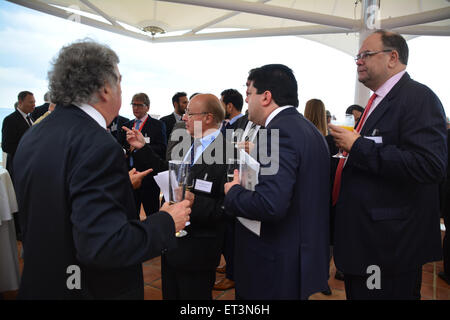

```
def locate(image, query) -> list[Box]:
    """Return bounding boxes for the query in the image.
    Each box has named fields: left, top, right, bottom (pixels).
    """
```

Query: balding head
left=183, top=94, right=225, bottom=138
left=190, top=94, right=225, bottom=125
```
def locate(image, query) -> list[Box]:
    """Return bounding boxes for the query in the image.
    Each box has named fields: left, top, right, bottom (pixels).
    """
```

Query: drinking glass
left=226, top=158, right=242, bottom=182
left=331, top=114, right=355, bottom=159
left=168, top=160, right=189, bottom=237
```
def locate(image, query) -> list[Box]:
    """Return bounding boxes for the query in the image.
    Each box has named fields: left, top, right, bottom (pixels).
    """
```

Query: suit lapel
left=360, top=72, right=411, bottom=136
left=14, top=110, right=30, bottom=130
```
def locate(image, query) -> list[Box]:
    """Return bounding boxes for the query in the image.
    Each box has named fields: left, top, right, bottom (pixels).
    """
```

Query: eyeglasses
left=355, top=49, right=392, bottom=61
left=131, top=103, right=147, bottom=108
left=185, top=110, right=209, bottom=118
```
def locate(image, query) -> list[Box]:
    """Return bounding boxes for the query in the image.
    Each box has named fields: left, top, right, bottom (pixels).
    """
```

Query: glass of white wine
left=331, top=114, right=355, bottom=159
left=226, top=158, right=242, bottom=182
left=168, top=160, right=189, bottom=237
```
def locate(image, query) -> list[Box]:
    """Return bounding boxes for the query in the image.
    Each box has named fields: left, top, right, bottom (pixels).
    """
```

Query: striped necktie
left=134, top=119, right=142, bottom=130
left=26, top=115, right=33, bottom=127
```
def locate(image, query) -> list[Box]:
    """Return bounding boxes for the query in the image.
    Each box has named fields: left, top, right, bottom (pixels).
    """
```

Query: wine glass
left=226, top=158, right=241, bottom=182
left=168, top=160, right=189, bottom=237
left=331, top=114, right=355, bottom=159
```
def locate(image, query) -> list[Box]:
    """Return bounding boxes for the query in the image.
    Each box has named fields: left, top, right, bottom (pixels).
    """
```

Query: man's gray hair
left=43, top=91, right=51, bottom=102
left=48, top=39, right=120, bottom=106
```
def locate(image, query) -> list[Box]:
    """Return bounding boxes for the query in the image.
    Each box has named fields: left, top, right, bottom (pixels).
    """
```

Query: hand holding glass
left=168, top=160, right=190, bottom=237
left=227, top=159, right=242, bottom=182
left=331, top=114, right=355, bottom=159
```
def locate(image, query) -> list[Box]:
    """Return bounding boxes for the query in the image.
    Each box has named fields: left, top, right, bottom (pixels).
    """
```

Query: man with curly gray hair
left=12, top=40, right=191, bottom=299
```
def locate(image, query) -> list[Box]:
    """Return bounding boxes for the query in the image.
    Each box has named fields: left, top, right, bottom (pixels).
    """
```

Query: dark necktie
left=190, top=139, right=200, bottom=167
left=220, top=120, right=228, bottom=136
left=332, top=93, right=377, bottom=206
left=26, top=115, right=33, bottom=127
left=245, top=122, right=258, bottom=141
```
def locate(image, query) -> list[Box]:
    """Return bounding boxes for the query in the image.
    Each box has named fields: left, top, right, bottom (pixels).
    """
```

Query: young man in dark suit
left=2, top=91, right=36, bottom=240
left=224, top=64, right=330, bottom=300
left=214, top=88, right=245, bottom=291
left=126, top=93, right=232, bottom=299
left=2, top=91, right=35, bottom=179
left=329, top=30, right=447, bottom=299
left=121, top=93, right=167, bottom=216
left=160, top=92, right=189, bottom=142
left=12, top=40, right=191, bottom=299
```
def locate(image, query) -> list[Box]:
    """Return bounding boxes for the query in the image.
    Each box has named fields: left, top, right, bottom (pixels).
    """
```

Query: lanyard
left=134, top=115, right=149, bottom=132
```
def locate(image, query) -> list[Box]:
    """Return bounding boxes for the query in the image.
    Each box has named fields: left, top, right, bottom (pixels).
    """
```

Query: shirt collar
left=375, top=70, right=406, bottom=100
left=173, top=112, right=182, bottom=122
left=228, top=113, right=244, bottom=126
left=17, top=107, right=29, bottom=119
left=265, top=105, right=294, bottom=127
left=135, top=114, right=149, bottom=122
left=199, top=128, right=221, bottom=149
left=184, top=128, right=221, bottom=164
left=74, top=103, right=107, bottom=129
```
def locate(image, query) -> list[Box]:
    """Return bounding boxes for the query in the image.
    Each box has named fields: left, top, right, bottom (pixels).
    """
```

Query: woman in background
left=304, top=99, right=327, bottom=136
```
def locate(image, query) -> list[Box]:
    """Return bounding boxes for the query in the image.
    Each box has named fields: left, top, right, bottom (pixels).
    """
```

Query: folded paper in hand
left=237, top=149, right=261, bottom=236
left=153, top=170, right=170, bottom=202
left=153, top=170, right=190, bottom=227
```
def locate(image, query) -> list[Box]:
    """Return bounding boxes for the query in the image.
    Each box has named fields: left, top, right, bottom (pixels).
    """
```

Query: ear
left=98, top=84, right=110, bottom=102
left=261, top=90, right=272, bottom=107
left=388, top=50, right=400, bottom=68
left=205, top=113, right=214, bottom=125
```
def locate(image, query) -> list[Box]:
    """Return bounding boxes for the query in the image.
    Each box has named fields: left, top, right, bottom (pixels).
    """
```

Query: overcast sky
left=0, top=1, right=448, bottom=120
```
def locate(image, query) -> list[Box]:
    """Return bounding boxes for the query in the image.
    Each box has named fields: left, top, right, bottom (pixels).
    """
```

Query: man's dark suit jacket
left=334, top=73, right=448, bottom=277
left=166, top=121, right=192, bottom=161
left=1, top=109, right=33, bottom=178
left=134, top=133, right=230, bottom=295
left=160, top=113, right=177, bottom=143
left=31, top=103, right=49, bottom=120
left=108, top=115, right=130, bottom=142
left=224, top=107, right=330, bottom=300
left=120, top=115, right=167, bottom=215
left=13, top=105, right=176, bottom=299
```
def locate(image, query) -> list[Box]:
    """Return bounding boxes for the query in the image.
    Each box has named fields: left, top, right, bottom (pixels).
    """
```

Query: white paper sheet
left=237, top=149, right=262, bottom=236
left=153, top=170, right=190, bottom=227
left=153, top=170, right=170, bottom=203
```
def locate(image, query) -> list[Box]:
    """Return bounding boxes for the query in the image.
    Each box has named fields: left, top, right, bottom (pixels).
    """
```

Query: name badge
left=144, top=137, right=150, bottom=144
left=194, top=179, right=213, bottom=194
left=364, top=136, right=382, bottom=144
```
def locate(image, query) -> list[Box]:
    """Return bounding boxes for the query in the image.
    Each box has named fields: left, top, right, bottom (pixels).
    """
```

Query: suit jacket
left=120, top=115, right=167, bottom=191
left=31, top=103, right=49, bottom=120
left=107, top=115, right=130, bottom=142
left=166, top=121, right=192, bottom=161
left=334, top=73, right=448, bottom=276
left=160, top=113, right=177, bottom=143
left=442, top=129, right=450, bottom=219
left=224, top=107, right=330, bottom=299
left=1, top=109, right=33, bottom=178
left=134, top=133, right=230, bottom=271
left=13, top=105, right=176, bottom=299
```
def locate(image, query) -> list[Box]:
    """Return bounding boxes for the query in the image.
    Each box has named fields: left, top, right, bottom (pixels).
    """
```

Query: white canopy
left=7, top=0, right=450, bottom=104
